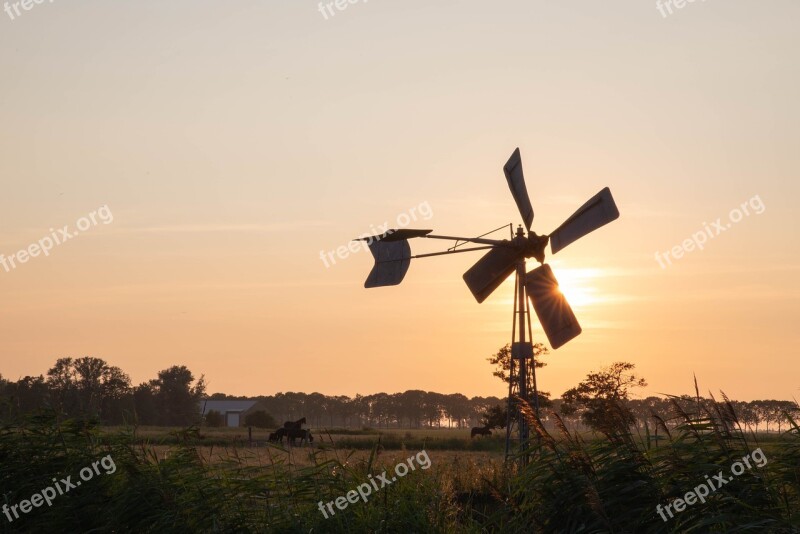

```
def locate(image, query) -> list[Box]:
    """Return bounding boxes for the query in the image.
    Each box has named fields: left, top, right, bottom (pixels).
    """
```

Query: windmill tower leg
left=516, top=259, right=530, bottom=459
left=506, top=228, right=538, bottom=465
left=505, top=263, right=532, bottom=463
left=524, top=278, right=541, bottom=423
left=504, top=352, right=515, bottom=459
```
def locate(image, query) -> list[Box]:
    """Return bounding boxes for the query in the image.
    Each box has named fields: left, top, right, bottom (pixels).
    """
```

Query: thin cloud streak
left=114, top=222, right=331, bottom=234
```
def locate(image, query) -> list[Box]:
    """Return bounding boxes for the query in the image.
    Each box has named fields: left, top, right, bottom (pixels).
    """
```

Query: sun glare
left=551, top=267, right=602, bottom=309
left=485, top=265, right=603, bottom=312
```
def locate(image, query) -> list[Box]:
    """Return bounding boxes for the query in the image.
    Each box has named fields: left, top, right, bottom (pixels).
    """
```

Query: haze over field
left=1, top=1, right=798, bottom=401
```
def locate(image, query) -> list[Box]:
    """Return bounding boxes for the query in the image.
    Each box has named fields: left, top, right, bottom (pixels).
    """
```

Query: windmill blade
left=358, top=229, right=432, bottom=243
left=525, top=264, right=581, bottom=349
left=364, top=239, right=411, bottom=288
left=549, top=187, right=619, bottom=255
left=503, top=148, right=534, bottom=231
left=463, top=246, right=522, bottom=303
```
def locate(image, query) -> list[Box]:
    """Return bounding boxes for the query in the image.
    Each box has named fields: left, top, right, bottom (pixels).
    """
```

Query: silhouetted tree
left=487, top=343, right=548, bottom=385
left=133, top=382, right=158, bottom=425
left=443, top=393, right=472, bottom=428
left=1, top=375, right=49, bottom=417
left=150, top=366, right=206, bottom=426
left=469, top=396, right=504, bottom=427
left=561, top=362, right=647, bottom=434
left=397, top=390, right=426, bottom=428
left=44, top=357, right=131, bottom=423
left=481, top=405, right=507, bottom=429
left=487, top=344, right=551, bottom=422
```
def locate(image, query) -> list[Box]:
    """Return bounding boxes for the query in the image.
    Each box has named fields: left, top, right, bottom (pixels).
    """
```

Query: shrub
left=243, top=410, right=277, bottom=428
left=204, top=409, right=224, bottom=427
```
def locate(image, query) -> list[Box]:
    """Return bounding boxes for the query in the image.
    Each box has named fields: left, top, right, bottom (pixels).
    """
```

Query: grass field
left=2, top=404, right=799, bottom=533
left=113, top=425, right=510, bottom=452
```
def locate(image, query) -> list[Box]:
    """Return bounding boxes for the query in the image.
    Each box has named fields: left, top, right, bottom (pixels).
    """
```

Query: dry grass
left=147, top=442, right=503, bottom=479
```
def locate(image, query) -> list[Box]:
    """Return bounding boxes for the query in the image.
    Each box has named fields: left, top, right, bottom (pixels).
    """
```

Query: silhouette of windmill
left=355, top=148, right=620, bottom=458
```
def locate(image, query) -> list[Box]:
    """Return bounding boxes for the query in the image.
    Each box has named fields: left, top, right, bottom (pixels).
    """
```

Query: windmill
left=355, top=148, right=620, bottom=459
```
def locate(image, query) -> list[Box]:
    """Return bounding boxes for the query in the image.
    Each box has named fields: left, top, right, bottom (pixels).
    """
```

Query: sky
left=0, top=0, right=798, bottom=402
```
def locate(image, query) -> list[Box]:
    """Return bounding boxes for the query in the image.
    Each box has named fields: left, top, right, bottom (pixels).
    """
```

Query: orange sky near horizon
left=1, top=1, right=798, bottom=402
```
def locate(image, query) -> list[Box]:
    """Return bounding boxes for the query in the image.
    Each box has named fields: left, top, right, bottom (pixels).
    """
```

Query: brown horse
left=283, top=417, right=306, bottom=430
left=286, top=428, right=313, bottom=446
left=471, top=426, right=492, bottom=438
left=268, top=428, right=286, bottom=443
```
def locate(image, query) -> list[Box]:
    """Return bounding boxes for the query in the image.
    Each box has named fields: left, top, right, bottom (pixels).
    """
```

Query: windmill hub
left=509, top=228, right=549, bottom=264
left=521, top=230, right=549, bottom=264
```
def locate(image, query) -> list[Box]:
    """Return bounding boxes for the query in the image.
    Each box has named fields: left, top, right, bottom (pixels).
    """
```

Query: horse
left=286, top=428, right=313, bottom=447
left=471, top=426, right=492, bottom=438
left=268, top=428, right=286, bottom=443
left=283, top=417, right=306, bottom=430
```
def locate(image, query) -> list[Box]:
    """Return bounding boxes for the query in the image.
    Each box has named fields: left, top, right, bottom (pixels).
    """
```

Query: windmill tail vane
left=354, top=147, right=620, bottom=351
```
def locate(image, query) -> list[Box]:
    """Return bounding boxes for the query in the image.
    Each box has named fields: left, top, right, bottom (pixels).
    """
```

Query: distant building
left=199, top=399, right=268, bottom=427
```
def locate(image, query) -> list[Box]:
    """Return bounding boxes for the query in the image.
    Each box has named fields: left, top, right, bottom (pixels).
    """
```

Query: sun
left=549, top=267, right=602, bottom=309
left=484, top=263, right=603, bottom=318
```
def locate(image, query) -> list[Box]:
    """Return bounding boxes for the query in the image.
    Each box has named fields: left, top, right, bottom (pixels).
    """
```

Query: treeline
left=0, top=357, right=205, bottom=426
left=1, top=357, right=796, bottom=433
left=212, top=392, right=799, bottom=433
left=555, top=397, right=799, bottom=434
left=209, top=391, right=504, bottom=429
left=0, top=357, right=501, bottom=428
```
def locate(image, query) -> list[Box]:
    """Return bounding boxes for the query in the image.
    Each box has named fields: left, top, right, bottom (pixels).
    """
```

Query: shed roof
left=200, top=400, right=259, bottom=415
